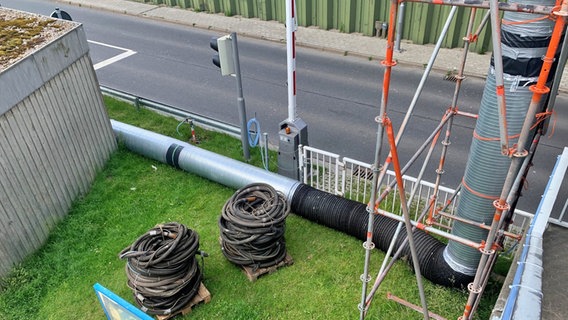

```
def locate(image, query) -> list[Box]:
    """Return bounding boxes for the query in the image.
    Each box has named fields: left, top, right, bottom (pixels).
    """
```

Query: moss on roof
left=0, top=8, right=72, bottom=71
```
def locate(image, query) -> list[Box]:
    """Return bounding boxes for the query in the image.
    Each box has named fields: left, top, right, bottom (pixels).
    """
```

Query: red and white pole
left=286, top=0, right=297, bottom=122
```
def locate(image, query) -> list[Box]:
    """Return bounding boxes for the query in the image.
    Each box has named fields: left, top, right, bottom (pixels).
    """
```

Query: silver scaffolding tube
left=359, top=0, right=398, bottom=317
left=374, top=4, right=459, bottom=301
left=489, top=0, right=510, bottom=155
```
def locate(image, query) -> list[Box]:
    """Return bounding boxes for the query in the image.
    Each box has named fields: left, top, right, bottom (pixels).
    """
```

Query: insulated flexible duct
left=111, top=120, right=299, bottom=198
left=444, top=0, right=555, bottom=275
left=291, top=183, right=473, bottom=287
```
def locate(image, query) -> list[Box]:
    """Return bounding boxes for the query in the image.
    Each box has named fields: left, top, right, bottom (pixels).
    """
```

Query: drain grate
left=352, top=167, right=374, bottom=180
left=444, top=74, right=459, bottom=82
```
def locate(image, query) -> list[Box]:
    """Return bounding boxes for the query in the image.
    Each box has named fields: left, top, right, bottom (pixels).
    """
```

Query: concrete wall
left=0, top=21, right=117, bottom=277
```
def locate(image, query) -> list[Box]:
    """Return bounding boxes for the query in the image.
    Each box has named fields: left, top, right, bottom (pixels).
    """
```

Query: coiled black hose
left=119, top=222, right=203, bottom=315
left=291, top=183, right=473, bottom=288
left=219, top=183, right=290, bottom=269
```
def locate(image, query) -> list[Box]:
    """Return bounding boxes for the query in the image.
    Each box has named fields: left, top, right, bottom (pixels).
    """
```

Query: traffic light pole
left=230, top=32, right=250, bottom=161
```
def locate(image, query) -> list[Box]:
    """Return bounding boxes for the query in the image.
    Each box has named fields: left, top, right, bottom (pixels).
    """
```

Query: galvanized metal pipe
left=489, top=0, right=510, bottom=155
left=377, top=209, right=483, bottom=249
left=395, top=6, right=458, bottom=147
left=380, top=119, right=429, bottom=320
left=378, top=111, right=450, bottom=278
left=366, top=198, right=436, bottom=309
left=428, top=7, right=477, bottom=223
left=359, top=0, right=398, bottom=317
left=230, top=33, right=251, bottom=161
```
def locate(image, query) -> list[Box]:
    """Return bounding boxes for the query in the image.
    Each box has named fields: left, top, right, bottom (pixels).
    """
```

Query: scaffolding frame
left=358, top=0, right=568, bottom=319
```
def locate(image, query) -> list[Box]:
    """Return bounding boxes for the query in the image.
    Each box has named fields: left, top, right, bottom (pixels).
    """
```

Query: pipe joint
left=380, top=59, right=397, bottom=67
left=479, top=247, right=496, bottom=256
left=529, top=84, right=550, bottom=94
left=363, top=241, right=376, bottom=250
left=441, top=140, right=451, bottom=146
left=360, top=273, right=372, bottom=283
left=468, top=282, right=483, bottom=294
left=493, top=199, right=510, bottom=211
left=374, top=116, right=383, bottom=124
left=512, top=149, right=529, bottom=158
left=436, top=168, right=445, bottom=175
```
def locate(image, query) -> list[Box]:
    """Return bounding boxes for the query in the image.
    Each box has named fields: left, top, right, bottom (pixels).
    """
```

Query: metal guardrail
left=100, top=86, right=241, bottom=138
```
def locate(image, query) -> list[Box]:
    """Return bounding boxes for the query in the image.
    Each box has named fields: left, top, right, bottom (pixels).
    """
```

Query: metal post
left=359, top=1, right=398, bottom=318
left=263, top=132, right=269, bottom=169
left=286, top=0, right=297, bottom=122
left=542, top=22, right=568, bottom=134
left=384, top=118, right=429, bottom=320
left=394, top=2, right=405, bottom=52
left=230, top=32, right=250, bottom=161
left=427, top=7, right=476, bottom=223
left=488, top=0, right=509, bottom=155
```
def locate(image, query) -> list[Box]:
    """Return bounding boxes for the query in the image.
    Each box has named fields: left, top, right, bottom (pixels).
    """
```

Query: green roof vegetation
left=0, top=12, right=61, bottom=68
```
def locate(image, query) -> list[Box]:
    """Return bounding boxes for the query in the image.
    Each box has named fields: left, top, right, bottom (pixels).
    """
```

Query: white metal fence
left=298, top=145, right=535, bottom=250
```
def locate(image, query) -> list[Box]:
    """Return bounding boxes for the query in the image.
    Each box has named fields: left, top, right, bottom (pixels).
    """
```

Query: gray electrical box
left=278, top=118, right=309, bottom=180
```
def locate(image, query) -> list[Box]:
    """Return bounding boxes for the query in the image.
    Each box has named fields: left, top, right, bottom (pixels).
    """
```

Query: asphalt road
left=4, top=0, right=567, bottom=214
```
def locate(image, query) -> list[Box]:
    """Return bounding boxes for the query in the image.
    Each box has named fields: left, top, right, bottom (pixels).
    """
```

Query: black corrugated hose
left=119, top=222, right=203, bottom=316
left=291, top=183, right=473, bottom=288
left=219, top=183, right=290, bottom=269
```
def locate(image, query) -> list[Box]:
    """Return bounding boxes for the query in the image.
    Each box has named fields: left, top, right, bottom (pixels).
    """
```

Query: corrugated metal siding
left=164, top=0, right=492, bottom=53
left=0, top=54, right=117, bottom=277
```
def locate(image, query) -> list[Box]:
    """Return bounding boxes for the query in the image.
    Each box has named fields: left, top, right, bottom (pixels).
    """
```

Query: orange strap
left=533, top=110, right=557, bottom=138
left=462, top=178, right=499, bottom=200
left=502, top=15, right=551, bottom=26
left=501, top=6, right=557, bottom=26
left=473, top=130, right=520, bottom=142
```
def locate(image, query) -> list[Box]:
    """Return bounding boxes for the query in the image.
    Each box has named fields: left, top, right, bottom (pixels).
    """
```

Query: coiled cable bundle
left=119, top=222, right=203, bottom=316
left=219, top=183, right=290, bottom=269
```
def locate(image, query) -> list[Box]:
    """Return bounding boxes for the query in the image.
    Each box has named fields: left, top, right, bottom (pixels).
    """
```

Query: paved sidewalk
left=63, top=0, right=567, bottom=91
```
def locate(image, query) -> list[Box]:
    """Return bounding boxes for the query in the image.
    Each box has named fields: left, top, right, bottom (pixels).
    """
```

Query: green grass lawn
left=0, top=97, right=503, bottom=319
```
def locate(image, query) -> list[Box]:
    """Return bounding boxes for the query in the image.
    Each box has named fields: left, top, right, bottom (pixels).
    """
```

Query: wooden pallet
left=156, top=282, right=211, bottom=320
left=241, top=253, right=294, bottom=282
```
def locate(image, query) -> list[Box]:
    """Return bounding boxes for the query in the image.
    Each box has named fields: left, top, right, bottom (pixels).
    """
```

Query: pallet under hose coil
left=219, top=183, right=290, bottom=269
left=119, top=222, right=203, bottom=316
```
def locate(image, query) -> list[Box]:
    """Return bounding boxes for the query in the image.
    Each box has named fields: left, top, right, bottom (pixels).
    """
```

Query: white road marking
left=88, top=40, right=137, bottom=70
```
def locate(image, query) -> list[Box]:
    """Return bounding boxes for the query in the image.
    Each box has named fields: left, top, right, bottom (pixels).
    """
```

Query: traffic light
left=210, top=35, right=235, bottom=76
